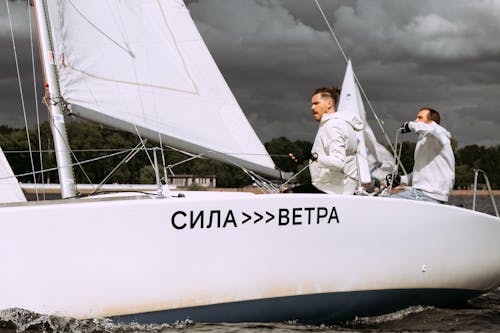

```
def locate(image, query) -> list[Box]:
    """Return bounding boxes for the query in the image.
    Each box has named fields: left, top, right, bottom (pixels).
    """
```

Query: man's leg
left=392, top=187, right=442, bottom=203
left=391, top=187, right=419, bottom=200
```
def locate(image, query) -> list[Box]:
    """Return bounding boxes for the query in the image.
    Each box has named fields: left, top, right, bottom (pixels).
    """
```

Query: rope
left=384, top=128, right=407, bottom=195
left=314, top=0, right=348, bottom=63
left=313, top=0, right=408, bottom=176
left=6, top=0, right=39, bottom=198
left=241, top=168, right=279, bottom=194
left=281, top=161, right=312, bottom=187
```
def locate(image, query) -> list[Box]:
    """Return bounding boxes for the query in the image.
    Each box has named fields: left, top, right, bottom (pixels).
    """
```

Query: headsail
left=0, top=147, right=26, bottom=203
left=337, top=60, right=394, bottom=183
left=44, top=0, right=281, bottom=178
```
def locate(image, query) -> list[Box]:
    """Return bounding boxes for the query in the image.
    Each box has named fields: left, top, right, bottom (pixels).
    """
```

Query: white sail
left=337, top=60, right=394, bottom=183
left=44, top=0, right=281, bottom=178
left=0, top=147, right=26, bottom=203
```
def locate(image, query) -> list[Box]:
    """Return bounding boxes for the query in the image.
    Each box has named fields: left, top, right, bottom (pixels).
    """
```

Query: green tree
left=2, top=121, right=500, bottom=189
left=455, top=144, right=485, bottom=168
left=265, top=137, right=312, bottom=185
left=454, top=164, right=474, bottom=189
left=477, top=146, right=500, bottom=188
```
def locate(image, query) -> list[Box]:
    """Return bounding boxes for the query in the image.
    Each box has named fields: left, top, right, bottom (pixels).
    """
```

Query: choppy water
left=5, top=195, right=498, bottom=332
left=448, top=194, right=498, bottom=217
left=1, top=289, right=500, bottom=333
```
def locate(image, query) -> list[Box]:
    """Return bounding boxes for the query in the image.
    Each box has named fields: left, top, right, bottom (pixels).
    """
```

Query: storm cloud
left=1, top=0, right=499, bottom=147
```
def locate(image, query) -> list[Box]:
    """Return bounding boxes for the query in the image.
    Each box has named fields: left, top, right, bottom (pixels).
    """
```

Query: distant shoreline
left=451, top=190, right=500, bottom=196
left=185, top=188, right=499, bottom=196
left=20, top=185, right=499, bottom=196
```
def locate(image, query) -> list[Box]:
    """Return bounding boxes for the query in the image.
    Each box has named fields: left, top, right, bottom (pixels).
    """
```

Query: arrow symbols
left=265, top=211, right=274, bottom=223
left=254, top=212, right=263, bottom=224
left=241, top=211, right=275, bottom=224
left=242, top=212, right=251, bottom=224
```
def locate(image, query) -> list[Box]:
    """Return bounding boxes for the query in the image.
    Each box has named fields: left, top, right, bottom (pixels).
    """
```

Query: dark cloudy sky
left=1, top=0, right=500, bottom=147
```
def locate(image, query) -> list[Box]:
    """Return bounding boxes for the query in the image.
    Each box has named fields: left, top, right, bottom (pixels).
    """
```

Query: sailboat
left=1, top=0, right=500, bottom=324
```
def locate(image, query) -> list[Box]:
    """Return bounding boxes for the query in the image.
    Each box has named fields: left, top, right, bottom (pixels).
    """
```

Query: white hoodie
left=400, top=121, right=455, bottom=202
left=309, top=112, right=364, bottom=194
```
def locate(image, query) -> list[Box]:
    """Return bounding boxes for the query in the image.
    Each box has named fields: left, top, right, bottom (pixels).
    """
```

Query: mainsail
left=337, top=60, right=394, bottom=183
left=44, top=0, right=281, bottom=178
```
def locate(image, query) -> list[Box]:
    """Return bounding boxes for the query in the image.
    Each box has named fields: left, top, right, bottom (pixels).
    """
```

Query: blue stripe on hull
left=111, top=288, right=482, bottom=324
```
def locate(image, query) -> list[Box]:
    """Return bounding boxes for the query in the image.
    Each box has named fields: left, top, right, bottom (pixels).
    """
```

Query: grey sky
left=1, top=0, right=500, bottom=147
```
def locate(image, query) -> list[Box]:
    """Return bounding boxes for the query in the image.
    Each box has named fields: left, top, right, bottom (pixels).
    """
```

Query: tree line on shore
left=0, top=121, right=498, bottom=189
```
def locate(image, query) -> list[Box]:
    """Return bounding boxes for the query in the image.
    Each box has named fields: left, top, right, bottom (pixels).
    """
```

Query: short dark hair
left=420, top=107, right=440, bottom=124
left=313, top=86, right=341, bottom=105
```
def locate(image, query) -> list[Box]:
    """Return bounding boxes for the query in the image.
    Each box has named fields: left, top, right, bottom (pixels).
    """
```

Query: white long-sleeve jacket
left=309, top=112, right=364, bottom=194
left=400, top=121, right=455, bottom=202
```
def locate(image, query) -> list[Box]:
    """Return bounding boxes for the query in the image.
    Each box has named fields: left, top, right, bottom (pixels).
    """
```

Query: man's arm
left=408, top=121, right=450, bottom=146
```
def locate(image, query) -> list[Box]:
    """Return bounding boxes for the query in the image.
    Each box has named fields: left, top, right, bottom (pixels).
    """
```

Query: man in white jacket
left=391, top=107, right=455, bottom=203
left=308, top=87, right=364, bottom=194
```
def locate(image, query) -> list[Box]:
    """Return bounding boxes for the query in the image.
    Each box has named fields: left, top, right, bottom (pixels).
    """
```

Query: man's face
left=311, top=93, right=332, bottom=122
left=415, top=109, right=432, bottom=124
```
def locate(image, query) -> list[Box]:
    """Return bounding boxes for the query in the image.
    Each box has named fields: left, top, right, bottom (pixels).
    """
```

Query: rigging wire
left=165, top=152, right=207, bottom=171
left=379, top=126, right=410, bottom=197
left=132, top=124, right=156, bottom=169
left=3, top=148, right=183, bottom=153
left=27, top=0, right=46, bottom=200
left=0, top=147, right=137, bottom=181
left=112, top=0, right=164, bottom=181
left=112, top=1, right=157, bottom=173
left=89, top=141, right=144, bottom=195
left=6, top=0, right=40, bottom=199
left=314, top=0, right=408, bottom=176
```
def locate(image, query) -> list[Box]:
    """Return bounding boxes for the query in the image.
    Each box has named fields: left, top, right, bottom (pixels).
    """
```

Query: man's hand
left=400, top=122, right=411, bottom=133
left=386, top=174, right=401, bottom=187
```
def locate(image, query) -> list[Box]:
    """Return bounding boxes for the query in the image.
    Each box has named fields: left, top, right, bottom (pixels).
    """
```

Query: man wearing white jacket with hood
left=391, top=107, right=455, bottom=203
left=309, top=87, right=364, bottom=194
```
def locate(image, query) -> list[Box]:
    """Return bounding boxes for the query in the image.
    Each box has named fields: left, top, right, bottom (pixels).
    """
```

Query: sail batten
left=46, top=0, right=280, bottom=178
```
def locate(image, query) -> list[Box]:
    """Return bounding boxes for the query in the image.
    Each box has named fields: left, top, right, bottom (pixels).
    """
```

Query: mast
left=33, top=0, right=76, bottom=198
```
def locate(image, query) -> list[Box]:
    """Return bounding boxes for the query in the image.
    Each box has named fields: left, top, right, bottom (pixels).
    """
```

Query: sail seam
left=157, top=0, right=199, bottom=94
left=67, top=0, right=134, bottom=58
left=58, top=0, right=200, bottom=95
left=62, top=65, right=200, bottom=95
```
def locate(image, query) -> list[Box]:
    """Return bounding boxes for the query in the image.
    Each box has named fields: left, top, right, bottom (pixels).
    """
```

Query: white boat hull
left=1, top=192, right=499, bottom=323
